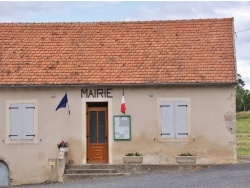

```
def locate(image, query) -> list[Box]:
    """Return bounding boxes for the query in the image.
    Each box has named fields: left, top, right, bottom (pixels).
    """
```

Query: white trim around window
left=157, top=97, right=191, bottom=142
left=6, top=100, right=38, bottom=144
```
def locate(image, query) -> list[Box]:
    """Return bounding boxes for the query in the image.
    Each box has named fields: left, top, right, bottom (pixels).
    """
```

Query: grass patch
left=237, top=111, right=250, bottom=156
left=237, top=148, right=250, bottom=156
left=237, top=119, right=250, bottom=134
left=237, top=136, right=250, bottom=142
left=236, top=111, right=250, bottom=119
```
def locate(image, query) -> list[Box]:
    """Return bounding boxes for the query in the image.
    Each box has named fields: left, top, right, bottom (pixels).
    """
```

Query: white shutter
left=23, top=103, right=35, bottom=140
left=9, top=104, right=22, bottom=140
left=175, top=101, right=188, bottom=138
left=9, top=103, right=35, bottom=140
left=161, top=101, right=174, bottom=138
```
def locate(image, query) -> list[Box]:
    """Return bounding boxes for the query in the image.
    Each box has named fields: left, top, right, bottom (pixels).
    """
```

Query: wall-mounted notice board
left=113, top=115, right=131, bottom=140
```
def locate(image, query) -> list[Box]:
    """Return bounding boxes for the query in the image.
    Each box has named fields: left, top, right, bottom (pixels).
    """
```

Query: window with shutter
left=6, top=100, right=38, bottom=144
left=161, top=101, right=188, bottom=139
left=9, top=103, right=35, bottom=140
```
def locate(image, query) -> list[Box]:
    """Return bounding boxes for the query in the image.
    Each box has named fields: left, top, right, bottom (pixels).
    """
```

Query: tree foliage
left=236, top=74, right=250, bottom=112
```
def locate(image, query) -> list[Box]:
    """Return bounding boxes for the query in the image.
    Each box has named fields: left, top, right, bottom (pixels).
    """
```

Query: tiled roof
left=0, top=18, right=236, bottom=86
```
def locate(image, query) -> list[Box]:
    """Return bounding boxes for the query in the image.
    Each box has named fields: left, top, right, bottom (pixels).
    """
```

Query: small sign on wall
left=113, top=115, right=131, bottom=140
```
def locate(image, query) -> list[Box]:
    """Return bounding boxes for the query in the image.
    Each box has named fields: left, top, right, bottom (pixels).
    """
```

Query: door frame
left=86, top=105, right=108, bottom=163
left=82, top=98, right=113, bottom=164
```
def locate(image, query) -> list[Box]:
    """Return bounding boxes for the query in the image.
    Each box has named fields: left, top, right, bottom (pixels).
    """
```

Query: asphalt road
left=15, top=163, right=250, bottom=188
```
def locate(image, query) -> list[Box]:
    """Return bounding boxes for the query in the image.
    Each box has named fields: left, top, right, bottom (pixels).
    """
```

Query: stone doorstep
left=65, top=168, right=117, bottom=174
left=64, top=173, right=129, bottom=181
left=65, top=164, right=118, bottom=170
left=63, top=164, right=212, bottom=181
left=63, top=164, right=213, bottom=182
left=65, top=164, right=212, bottom=172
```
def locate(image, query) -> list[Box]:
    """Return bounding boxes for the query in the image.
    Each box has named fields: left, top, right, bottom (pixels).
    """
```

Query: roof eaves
left=0, top=82, right=237, bottom=88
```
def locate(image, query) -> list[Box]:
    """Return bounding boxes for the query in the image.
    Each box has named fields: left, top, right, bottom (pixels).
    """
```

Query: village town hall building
left=0, top=18, right=237, bottom=186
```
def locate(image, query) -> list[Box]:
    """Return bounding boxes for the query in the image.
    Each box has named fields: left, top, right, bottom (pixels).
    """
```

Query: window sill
left=157, top=138, right=190, bottom=143
left=5, top=139, right=38, bottom=144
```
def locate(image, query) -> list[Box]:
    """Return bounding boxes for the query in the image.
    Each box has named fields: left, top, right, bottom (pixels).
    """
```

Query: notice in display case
left=113, top=115, right=131, bottom=140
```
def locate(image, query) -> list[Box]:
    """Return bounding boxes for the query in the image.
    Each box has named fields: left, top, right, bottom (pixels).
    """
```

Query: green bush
left=125, top=152, right=141, bottom=156
left=178, top=152, right=196, bottom=156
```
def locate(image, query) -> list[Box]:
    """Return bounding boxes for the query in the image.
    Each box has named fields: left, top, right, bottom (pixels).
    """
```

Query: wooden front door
left=87, top=105, right=108, bottom=163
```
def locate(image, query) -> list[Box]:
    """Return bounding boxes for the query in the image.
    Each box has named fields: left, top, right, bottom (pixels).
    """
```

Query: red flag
left=121, top=92, right=126, bottom=114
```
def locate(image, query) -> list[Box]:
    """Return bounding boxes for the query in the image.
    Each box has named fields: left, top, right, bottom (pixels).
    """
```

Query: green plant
left=135, top=152, right=140, bottom=156
left=178, top=152, right=196, bottom=156
left=125, top=152, right=141, bottom=156
left=237, top=111, right=250, bottom=156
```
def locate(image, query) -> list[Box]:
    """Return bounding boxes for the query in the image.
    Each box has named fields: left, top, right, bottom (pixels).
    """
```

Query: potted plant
left=123, top=152, right=143, bottom=164
left=176, top=152, right=196, bottom=165
left=57, top=141, right=69, bottom=152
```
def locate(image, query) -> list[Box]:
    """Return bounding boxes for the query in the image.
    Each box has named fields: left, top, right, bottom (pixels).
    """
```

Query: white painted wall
left=0, top=85, right=236, bottom=185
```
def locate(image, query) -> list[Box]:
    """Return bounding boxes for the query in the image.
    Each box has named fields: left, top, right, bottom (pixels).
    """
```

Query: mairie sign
left=81, top=88, right=113, bottom=98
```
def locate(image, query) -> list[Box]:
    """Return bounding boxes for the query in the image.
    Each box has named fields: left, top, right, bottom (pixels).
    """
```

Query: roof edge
left=0, top=82, right=237, bottom=88
left=0, top=17, right=233, bottom=25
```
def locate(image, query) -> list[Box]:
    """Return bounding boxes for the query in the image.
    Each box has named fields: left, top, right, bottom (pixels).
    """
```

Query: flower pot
left=123, top=156, right=143, bottom=164
left=59, top=147, right=68, bottom=152
left=176, top=156, right=196, bottom=165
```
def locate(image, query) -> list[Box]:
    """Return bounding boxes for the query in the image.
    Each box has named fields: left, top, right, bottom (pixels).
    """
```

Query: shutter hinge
left=9, top=107, right=18, bottom=109
left=160, top=105, right=170, bottom=108
left=161, top=133, right=171, bottom=136
left=26, top=134, right=35, bottom=137
left=178, top=133, right=188, bottom=135
left=25, top=107, right=35, bottom=109
left=9, top=135, right=18, bottom=137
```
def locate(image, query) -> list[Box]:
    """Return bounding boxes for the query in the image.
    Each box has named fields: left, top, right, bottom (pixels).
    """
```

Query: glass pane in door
left=98, top=111, right=105, bottom=143
left=90, top=111, right=97, bottom=143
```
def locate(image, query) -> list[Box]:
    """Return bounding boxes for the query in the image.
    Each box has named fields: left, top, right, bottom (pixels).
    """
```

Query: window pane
left=98, top=111, right=105, bottom=143
left=90, top=111, right=97, bottom=143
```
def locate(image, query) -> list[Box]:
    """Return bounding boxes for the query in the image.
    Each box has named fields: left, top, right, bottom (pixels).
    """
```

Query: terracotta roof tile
left=0, top=18, right=236, bottom=86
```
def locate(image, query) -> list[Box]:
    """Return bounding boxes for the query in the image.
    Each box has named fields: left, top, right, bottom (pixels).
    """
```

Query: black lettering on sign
left=81, top=89, right=88, bottom=98
left=81, top=88, right=113, bottom=98
left=88, top=89, right=95, bottom=98
left=107, top=89, right=113, bottom=98
left=97, top=89, right=103, bottom=98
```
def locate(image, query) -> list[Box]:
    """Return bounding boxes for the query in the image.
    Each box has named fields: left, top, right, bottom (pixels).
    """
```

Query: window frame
left=157, top=98, right=191, bottom=142
left=6, top=100, right=38, bottom=144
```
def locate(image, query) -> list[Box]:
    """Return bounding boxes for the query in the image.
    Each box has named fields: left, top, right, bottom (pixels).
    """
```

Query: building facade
left=0, top=18, right=236, bottom=185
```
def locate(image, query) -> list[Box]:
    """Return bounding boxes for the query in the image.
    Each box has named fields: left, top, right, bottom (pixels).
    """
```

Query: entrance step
left=64, top=164, right=129, bottom=182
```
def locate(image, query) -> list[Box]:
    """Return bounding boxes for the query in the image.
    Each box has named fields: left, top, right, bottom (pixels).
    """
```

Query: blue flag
left=56, top=93, right=68, bottom=111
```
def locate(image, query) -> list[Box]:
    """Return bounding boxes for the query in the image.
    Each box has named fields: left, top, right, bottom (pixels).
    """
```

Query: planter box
left=123, top=156, right=143, bottom=164
left=176, top=156, right=196, bottom=165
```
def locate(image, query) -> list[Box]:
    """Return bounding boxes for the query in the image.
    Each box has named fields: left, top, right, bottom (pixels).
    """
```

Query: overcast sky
left=0, top=1, right=249, bottom=89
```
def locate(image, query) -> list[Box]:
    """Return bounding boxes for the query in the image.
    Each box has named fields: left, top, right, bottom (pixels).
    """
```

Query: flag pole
left=68, top=103, right=70, bottom=115
left=65, top=91, right=70, bottom=115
